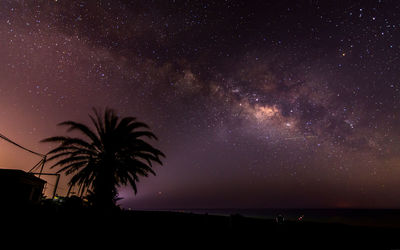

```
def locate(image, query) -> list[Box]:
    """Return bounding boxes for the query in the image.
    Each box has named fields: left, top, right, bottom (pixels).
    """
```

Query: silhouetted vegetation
left=41, top=108, right=165, bottom=210
left=2, top=205, right=399, bottom=249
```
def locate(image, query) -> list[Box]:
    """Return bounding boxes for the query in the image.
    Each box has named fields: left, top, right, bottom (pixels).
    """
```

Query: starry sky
left=1, top=0, right=400, bottom=209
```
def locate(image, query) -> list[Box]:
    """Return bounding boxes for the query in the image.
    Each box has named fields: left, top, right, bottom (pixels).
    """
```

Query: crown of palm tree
left=42, top=108, right=165, bottom=208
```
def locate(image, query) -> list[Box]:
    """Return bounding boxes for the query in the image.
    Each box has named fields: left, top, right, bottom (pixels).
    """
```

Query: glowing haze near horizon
left=1, top=0, right=400, bottom=209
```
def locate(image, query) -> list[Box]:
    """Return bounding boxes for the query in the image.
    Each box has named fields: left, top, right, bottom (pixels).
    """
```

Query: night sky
left=1, top=0, right=400, bottom=209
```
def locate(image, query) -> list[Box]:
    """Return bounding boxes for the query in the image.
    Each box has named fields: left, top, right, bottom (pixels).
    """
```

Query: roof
left=0, top=169, right=46, bottom=186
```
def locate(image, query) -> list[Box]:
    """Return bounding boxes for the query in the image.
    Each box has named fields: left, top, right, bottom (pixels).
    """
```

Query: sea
left=161, top=208, right=400, bottom=228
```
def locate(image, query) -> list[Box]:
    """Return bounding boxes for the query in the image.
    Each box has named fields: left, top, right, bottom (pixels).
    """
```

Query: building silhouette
left=0, top=169, right=46, bottom=206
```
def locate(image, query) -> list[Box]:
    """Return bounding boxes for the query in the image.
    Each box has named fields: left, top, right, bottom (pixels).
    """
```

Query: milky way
left=1, top=0, right=400, bottom=209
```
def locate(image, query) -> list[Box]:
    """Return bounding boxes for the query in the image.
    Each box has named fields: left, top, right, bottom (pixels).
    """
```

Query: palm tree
left=42, top=108, right=165, bottom=210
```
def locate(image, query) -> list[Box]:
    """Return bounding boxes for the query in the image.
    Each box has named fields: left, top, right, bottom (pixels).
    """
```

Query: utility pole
left=38, top=155, right=46, bottom=178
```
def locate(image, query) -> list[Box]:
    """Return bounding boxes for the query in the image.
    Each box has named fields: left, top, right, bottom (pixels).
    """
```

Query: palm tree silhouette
left=42, top=108, right=165, bottom=210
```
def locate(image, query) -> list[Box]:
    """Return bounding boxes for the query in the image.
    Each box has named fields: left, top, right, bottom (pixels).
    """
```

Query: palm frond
left=58, top=121, right=102, bottom=148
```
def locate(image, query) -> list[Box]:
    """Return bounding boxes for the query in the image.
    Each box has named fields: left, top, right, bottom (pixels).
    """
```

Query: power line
left=0, top=132, right=45, bottom=157
left=0, top=132, right=61, bottom=199
left=0, top=132, right=48, bottom=175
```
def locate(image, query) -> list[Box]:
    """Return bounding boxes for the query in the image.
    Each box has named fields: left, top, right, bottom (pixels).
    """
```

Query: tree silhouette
left=42, top=108, right=165, bottom=210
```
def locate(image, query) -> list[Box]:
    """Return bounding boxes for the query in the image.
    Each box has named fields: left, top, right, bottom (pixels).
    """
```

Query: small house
left=0, top=169, right=46, bottom=206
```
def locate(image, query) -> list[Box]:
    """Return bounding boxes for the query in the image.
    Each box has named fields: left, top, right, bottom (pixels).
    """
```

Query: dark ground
left=1, top=207, right=399, bottom=249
